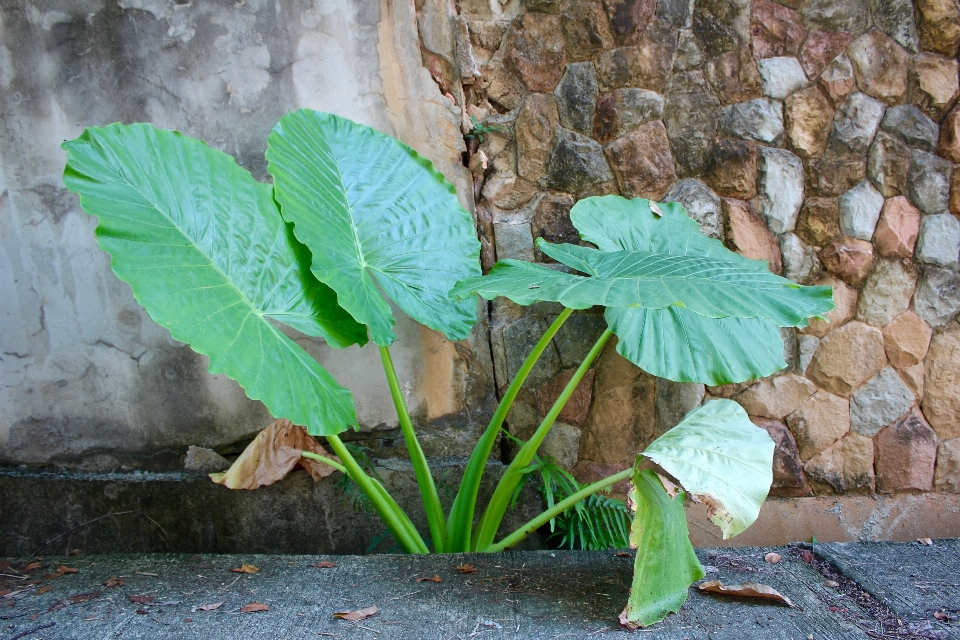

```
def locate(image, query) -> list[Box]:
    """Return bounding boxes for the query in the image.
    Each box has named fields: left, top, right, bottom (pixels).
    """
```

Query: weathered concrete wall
left=0, top=0, right=494, bottom=468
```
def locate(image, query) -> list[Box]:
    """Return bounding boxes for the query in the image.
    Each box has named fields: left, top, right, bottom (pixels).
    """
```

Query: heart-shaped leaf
left=266, top=110, right=481, bottom=347
left=62, top=123, right=361, bottom=435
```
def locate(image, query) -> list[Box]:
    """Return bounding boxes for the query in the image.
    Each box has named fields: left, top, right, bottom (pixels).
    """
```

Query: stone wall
left=430, top=0, right=960, bottom=497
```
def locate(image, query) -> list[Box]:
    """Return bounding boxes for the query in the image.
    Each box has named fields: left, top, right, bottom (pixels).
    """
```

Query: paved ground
left=1, top=543, right=956, bottom=639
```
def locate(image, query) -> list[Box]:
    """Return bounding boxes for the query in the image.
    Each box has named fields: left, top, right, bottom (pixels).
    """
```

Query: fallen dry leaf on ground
left=240, top=602, right=270, bottom=613
left=917, top=538, right=933, bottom=545
left=197, top=602, right=224, bottom=611
left=36, top=585, right=54, bottom=595
left=333, top=606, right=377, bottom=621
left=698, top=580, right=794, bottom=607
left=209, top=419, right=340, bottom=489
left=313, top=561, right=336, bottom=569
left=0, top=590, right=11, bottom=597
left=23, top=562, right=41, bottom=572
left=765, top=552, right=782, bottom=564
left=456, top=564, right=477, bottom=574
left=69, top=591, right=100, bottom=604
left=45, top=566, right=78, bottom=579
left=103, top=577, right=124, bottom=588
left=800, top=550, right=814, bottom=563
left=416, top=575, right=442, bottom=583
left=128, top=594, right=155, bottom=604
left=230, top=564, right=259, bottom=574
left=615, top=551, right=633, bottom=557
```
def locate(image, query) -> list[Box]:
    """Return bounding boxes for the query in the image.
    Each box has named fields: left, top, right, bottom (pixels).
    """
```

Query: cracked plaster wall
left=0, top=0, right=494, bottom=468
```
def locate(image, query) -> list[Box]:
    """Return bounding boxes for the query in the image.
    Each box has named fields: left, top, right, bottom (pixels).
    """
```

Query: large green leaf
left=642, top=400, right=774, bottom=539
left=622, top=469, right=705, bottom=629
left=266, top=110, right=481, bottom=347
left=62, top=123, right=364, bottom=435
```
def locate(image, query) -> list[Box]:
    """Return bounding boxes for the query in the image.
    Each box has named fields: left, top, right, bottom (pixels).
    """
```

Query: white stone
left=839, top=180, right=885, bottom=241
left=663, top=179, right=723, bottom=239
left=758, top=147, right=804, bottom=234
left=908, top=149, right=952, bottom=215
left=850, top=367, right=916, bottom=437
left=758, top=57, right=808, bottom=99
left=797, top=334, right=819, bottom=374
left=829, top=91, right=885, bottom=158
left=916, top=214, right=960, bottom=269
left=718, top=98, right=784, bottom=144
left=781, top=233, right=821, bottom=283
left=856, top=258, right=918, bottom=326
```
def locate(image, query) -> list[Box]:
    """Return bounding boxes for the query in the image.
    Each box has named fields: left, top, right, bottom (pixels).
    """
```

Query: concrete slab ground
left=2, top=544, right=956, bottom=639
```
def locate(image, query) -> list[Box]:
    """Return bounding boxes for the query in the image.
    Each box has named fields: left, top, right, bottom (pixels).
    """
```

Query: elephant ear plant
left=62, top=110, right=834, bottom=627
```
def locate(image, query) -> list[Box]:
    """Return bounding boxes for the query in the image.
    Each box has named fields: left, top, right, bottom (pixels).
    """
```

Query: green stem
left=472, top=328, right=613, bottom=551
left=482, top=467, right=633, bottom=552
left=325, top=434, right=429, bottom=554
left=300, top=450, right=347, bottom=474
left=379, top=346, right=447, bottom=553
left=446, top=307, right=575, bottom=552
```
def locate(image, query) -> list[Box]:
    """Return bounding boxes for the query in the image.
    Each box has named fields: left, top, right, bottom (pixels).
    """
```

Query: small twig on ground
left=8, top=621, right=56, bottom=640
left=0, top=574, right=27, bottom=580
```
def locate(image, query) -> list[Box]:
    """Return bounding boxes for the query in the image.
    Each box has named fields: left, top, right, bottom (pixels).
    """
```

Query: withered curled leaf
left=698, top=580, right=794, bottom=607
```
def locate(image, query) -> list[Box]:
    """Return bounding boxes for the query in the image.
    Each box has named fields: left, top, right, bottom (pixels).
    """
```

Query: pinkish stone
left=808, top=321, right=887, bottom=396
left=883, top=310, right=933, bottom=369
left=909, top=53, right=960, bottom=121
left=801, top=30, right=855, bottom=79
left=504, top=13, right=568, bottom=92
left=875, top=409, right=938, bottom=493
left=819, top=236, right=875, bottom=287
left=751, top=0, right=807, bottom=59
left=874, top=196, right=921, bottom=259
left=751, top=417, right=813, bottom=497
left=818, top=53, right=857, bottom=107
left=802, top=274, right=858, bottom=338
left=723, top=198, right=783, bottom=274
left=847, top=29, right=909, bottom=106
left=537, top=369, right=596, bottom=427
left=938, top=105, right=960, bottom=165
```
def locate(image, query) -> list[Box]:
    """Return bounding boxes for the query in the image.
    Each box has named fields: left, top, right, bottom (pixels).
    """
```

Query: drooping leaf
left=266, top=109, right=481, bottom=347
left=62, top=123, right=362, bottom=435
left=642, top=400, right=774, bottom=539
left=621, top=469, right=704, bottom=629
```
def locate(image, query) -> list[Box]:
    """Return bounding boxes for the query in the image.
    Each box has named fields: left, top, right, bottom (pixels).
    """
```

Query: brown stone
left=515, top=94, right=560, bottom=181
left=562, top=3, right=616, bottom=62
left=705, top=380, right=755, bottom=399
left=571, top=460, right=632, bottom=498
left=736, top=374, right=818, bottom=419
left=480, top=59, right=526, bottom=111
left=952, top=167, right=960, bottom=217
left=934, top=438, right=960, bottom=491
left=808, top=320, right=887, bottom=396
left=536, top=368, right=596, bottom=427
left=468, top=20, right=509, bottom=53
left=593, top=89, right=666, bottom=144
left=797, top=198, right=840, bottom=247
left=595, top=21, right=678, bottom=92
left=867, top=132, right=910, bottom=198
left=804, top=433, right=875, bottom=493
left=818, top=53, right=857, bottom=107
left=900, top=362, right=925, bottom=399
left=875, top=409, right=938, bottom=493
left=703, top=139, right=758, bottom=199
left=883, top=311, right=933, bottom=369
left=806, top=157, right=865, bottom=197
left=874, top=196, right=921, bottom=259
left=504, top=13, right=568, bottom=93
left=819, top=236, right=875, bottom=287
left=485, top=176, right=540, bottom=211
left=785, top=86, right=834, bottom=158
left=751, top=0, right=806, bottom=59
left=578, top=339, right=658, bottom=463
left=532, top=194, right=578, bottom=261
left=938, top=105, right=960, bottom=165
left=750, top=417, right=813, bottom=497
left=801, top=30, right=855, bottom=79
left=916, top=0, right=960, bottom=57
left=909, top=54, right=960, bottom=122
left=723, top=198, right=783, bottom=274
left=922, top=322, right=960, bottom=440
left=604, top=120, right=676, bottom=200
left=602, top=0, right=657, bottom=46
left=787, top=390, right=851, bottom=460
left=802, top=274, right=858, bottom=338
left=847, top=29, right=909, bottom=106
left=703, top=46, right=764, bottom=105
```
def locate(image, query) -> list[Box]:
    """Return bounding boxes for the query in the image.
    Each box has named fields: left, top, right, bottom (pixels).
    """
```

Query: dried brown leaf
left=615, top=551, right=632, bottom=557
left=230, top=564, right=259, bottom=574
left=103, top=577, right=124, bottom=588
left=698, top=580, right=794, bottom=607
left=456, top=563, right=477, bottom=574
left=0, top=590, right=12, bottom=597
left=333, top=606, right=377, bottom=621
left=198, top=602, right=224, bottom=611
left=36, top=585, right=54, bottom=595
left=312, top=561, right=336, bottom=569
left=800, top=550, right=814, bottom=563
left=240, top=602, right=270, bottom=613
left=416, top=575, right=442, bottom=583
left=24, top=562, right=41, bottom=572
left=917, top=538, right=933, bottom=545
left=210, top=419, right=341, bottom=490
left=765, top=552, right=782, bottom=564
left=69, top=591, right=100, bottom=604
left=618, top=608, right=639, bottom=631
left=128, top=594, right=155, bottom=604
left=45, top=566, right=78, bottom=579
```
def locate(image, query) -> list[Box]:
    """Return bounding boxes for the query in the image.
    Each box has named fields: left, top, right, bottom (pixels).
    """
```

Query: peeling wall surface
left=0, top=0, right=493, bottom=468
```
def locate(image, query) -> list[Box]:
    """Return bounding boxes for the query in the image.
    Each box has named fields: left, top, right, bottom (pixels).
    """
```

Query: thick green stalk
left=325, top=434, right=429, bottom=554
left=482, top=467, right=633, bottom=552
left=300, top=450, right=347, bottom=474
left=473, top=329, right=613, bottom=551
left=446, top=308, right=575, bottom=552
left=379, top=346, right=447, bottom=553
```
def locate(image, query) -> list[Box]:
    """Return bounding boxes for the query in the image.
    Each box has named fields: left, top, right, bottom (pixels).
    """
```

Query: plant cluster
left=62, top=110, right=833, bottom=626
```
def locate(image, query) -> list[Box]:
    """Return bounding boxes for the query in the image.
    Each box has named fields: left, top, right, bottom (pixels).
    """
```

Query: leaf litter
left=333, top=606, right=377, bottom=621
left=699, top=580, right=794, bottom=607
left=230, top=564, right=259, bottom=574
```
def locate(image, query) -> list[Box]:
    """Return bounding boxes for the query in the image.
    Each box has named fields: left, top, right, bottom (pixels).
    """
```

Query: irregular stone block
left=532, top=194, right=578, bottom=259
left=494, top=222, right=535, bottom=261
left=867, top=131, right=910, bottom=197
left=183, top=446, right=230, bottom=472
left=923, top=323, right=960, bottom=439
left=673, top=28, right=704, bottom=71
left=808, top=321, right=886, bottom=396
left=703, top=46, right=763, bottom=104
left=874, top=197, right=921, bottom=259
left=915, top=0, right=960, bottom=57
left=916, top=214, right=960, bottom=268
left=544, top=128, right=614, bottom=193
left=467, top=20, right=510, bottom=53
left=818, top=53, right=857, bottom=107
left=883, top=310, right=933, bottom=368
left=722, top=198, right=783, bottom=273
left=850, top=367, right=915, bottom=436
left=593, top=88, right=664, bottom=144
left=807, top=159, right=868, bottom=198
left=900, top=361, right=926, bottom=398
left=798, top=197, right=840, bottom=246
left=826, top=91, right=885, bottom=159
left=604, top=120, right=675, bottom=199
left=692, top=0, right=749, bottom=59
left=801, top=30, right=855, bottom=79
left=656, top=380, right=705, bottom=431
left=869, top=0, right=920, bottom=52
left=480, top=58, right=526, bottom=111
left=516, top=94, right=560, bottom=181
left=801, top=0, right=869, bottom=34
left=758, top=56, right=808, bottom=99
left=939, top=105, right=960, bottom=165
left=787, top=389, right=851, bottom=460
left=704, top=139, right=757, bottom=200
left=856, top=258, right=919, bottom=327
left=908, top=53, right=960, bottom=121
left=554, top=63, right=598, bottom=136
left=935, top=438, right=960, bottom=492
left=819, top=236, right=875, bottom=287
left=602, top=0, right=657, bottom=46
left=539, top=421, right=582, bottom=469
left=802, top=274, right=858, bottom=338
left=718, top=98, right=784, bottom=143
left=504, top=13, right=567, bottom=92
left=751, top=0, right=806, bottom=58
left=536, top=368, right=596, bottom=427
left=656, top=0, right=694, bottom=28
left=662, top=178, right=723, bottom=239
left=804, top=433, right=875, bottom=493
left=735, top=373, right=816, bottom=419
left=913, top=266, right=960, bottom=327
left=798, top=334, right=820, bottom=373
left=484, top=175, right=540, bottom=211
left=785, top=85, right=834, bottom=158
left=879, top=104, right=938, bottom=152
left=908, top=149, right=952, bottom=215
left=839, top=180, right=884, bottom=241
left=875, top=409, right=937, bottom=493
left=847, top=29, right=909, bottom=105
left=664, top=71, right=721, bottom=176
left=594, top=21, right=678, bottom=92
left=750, top=417, right=813, bottom=497
left=781, top=233, right=822, bottom=283
left=561, top=2, right=616, bottom=62
left=757, top=147, right=804, bottom=233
